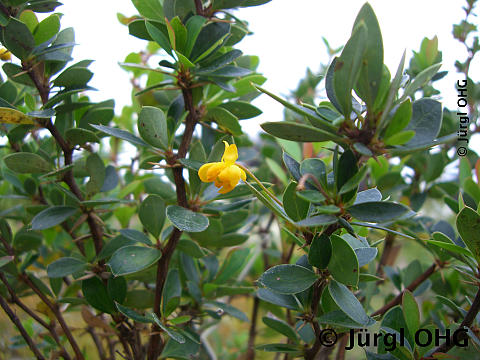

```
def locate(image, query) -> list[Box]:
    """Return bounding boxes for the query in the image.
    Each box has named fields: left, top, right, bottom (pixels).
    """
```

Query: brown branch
left=21, top=274, right=85, bottom=360
left=194, top=0, right=204, bottom=16
left=147, top=85, right=199, bottom=360
left=376, top=232, right=395, bottom=278
left=370, top=263, right=438, bottom=317
left=304, top=279, right=327, bottom=360
left=0, top=294, right=46, bottom=360
left=0, top=272, right=71, bottom=359
left=433, top=287, right=480, bottom=355
left=87, top=327, right=107, bottom=360
left=246, top=297, right=260, bottom=360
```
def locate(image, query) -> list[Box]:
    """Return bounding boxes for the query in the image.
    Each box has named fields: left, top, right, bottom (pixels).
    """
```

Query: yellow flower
left=0, top=48, right=11, bottom=61
left=198, top=141, right=246, bottom=194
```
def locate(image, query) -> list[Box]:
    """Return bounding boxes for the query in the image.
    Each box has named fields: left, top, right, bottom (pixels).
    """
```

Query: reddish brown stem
left=22, top=274, right=85, bottom=360
left=0, top=295, right=46, bottom=360
left=371, top=263, right=438, bottom=317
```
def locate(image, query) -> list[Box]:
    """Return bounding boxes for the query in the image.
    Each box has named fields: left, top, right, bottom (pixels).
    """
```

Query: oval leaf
left=166, top=205, right=209, bottom=232
left=108, top=246, right=161, bottom=276
left=258, top=264, right=318, bottom=294
left=31, top=206, right=77, bottom=230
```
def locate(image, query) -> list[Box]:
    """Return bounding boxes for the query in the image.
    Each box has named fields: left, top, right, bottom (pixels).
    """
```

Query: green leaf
left=190, top=22, right=230, bottom=62
left=261, top=121, right=344, bottom=143
left=3, top=152, right=52, bottom=173
left=177, top=239, right=205, bottom=258
left=2, top=17, right=35, bottom=59
left=188, top=218, right=223, bottom=246
left=91, top=124, right=149, bottom=147
left=119, top=229, right=152, bottom=245
left=401, top=63, right=442, bottom=101
left=334, top=22, right=367, bottom=117
left=283, top=181, right=309, bottom=221
left=197, top=49, right=242, bottom=74
left=163, top=0, right=195, bottom=21
left=132, top=0, right=165, bottom=21
left=218, top=100, right=262, bottom=119
left=47, top=257, right=87, bottom=278
left=377, top=51, right=406, bottom=133
left=353, top=3, right=383, bottom=107
left=317, top=310, right=372, bottom=328
left=258, top=264, right=318, bottom=294
left=255, top=85, right=337, bottom=132
left=150, top=313, right=186, bottom=343
left=456, top=206, right=480, bottom=262
left=256, top=289, right=299, bottom=310
left=328, top=234, right=359, bottom=286
left=53, top=67, right=93, bottom=89
left=116, top=302, right=152, bottom=323
left=384, top=99, right=412, bottom=139
left=204, top=300, right=248, bottom=322
left=336, top=149, right=358, bottom=198
left=33, top=14, right=60, bottom=45
left=108, top=246, right=161, bottom=276
left=139, top=195, right=165, bottom=238
left=205, top=65, right=251, bottom=78
left=262, top=316, right=298, bottom=342
left=82, top=276, right=115, bottom=314
left=184, top=15, right=206, bottom=57
left=108, top=276, right=127, bottom=304
left=65, top=128, right=100, bottom=145
left=3, top=63, right=35, bottom=86
left=328, top=280, right=373, bottom=325
left=31, top=206, right=77, bottom=230
left=401, top=98, right=442, bottom=148
left=207, top=107, right=242, bottom=135
left=138, top=106, right=169, bottom=149
left=300, top=158, right=327, bottom=189
left=347, top=201, right=410, bottom=223
left=85, top=153, right=105, bottom=196
left=295, top=215, right=337, bottom=227
left=402, top=291, right=419, bottom=335
left=214, top=247, right=249, bottom=284
left=308, top=234, right=332, bottom=269
left=166, top=205, right=209, bottom=232
left=426, top=237, right=472, bottom=258
left=146, top=21, right=173, bottom=55
left=384, top=130, right=415, bottom=146
left=339, top=166, right=368, bottom=195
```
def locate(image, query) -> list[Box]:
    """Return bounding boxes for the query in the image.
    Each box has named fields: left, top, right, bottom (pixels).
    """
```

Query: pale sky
left=51, top=1, right=480, bottom=145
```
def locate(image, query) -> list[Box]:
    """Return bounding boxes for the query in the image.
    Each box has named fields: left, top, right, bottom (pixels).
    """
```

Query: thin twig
left=0, top=295, right=46, bottom=360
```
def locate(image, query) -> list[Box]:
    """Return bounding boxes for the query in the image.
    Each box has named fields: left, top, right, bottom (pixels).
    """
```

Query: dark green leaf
left=207, top=107, right=242, bottom=135
left=91, top=124, right=149, bottom=147
left=328, top=280, right=373, bottom=325
left=218, top=100, right=262, bottom=119
left=53, top=67, right=93, bottom=89
left=2, top=18, right=35, bottom=59
left=256, top=289, right=299, bottom=310
left=190, top=22, right=230, bottom=62
left=334, top=23, right=367, bottom=117
left=353, top=3, right=383, bottom=107
left=262, top=316, right=298, bottom=342
left=402, top=98, right=442, bottom=148
left=82, top=276, right=115, bottom=314
left=283, top=181, right=309, bottom=221
left=295, top=215, right=337, bottom=227
left=258, top=264, right=318, bottom=294
left=166, top=205, right=209, bottom=232
left=119, top=229, right=152, bottom=245
left=456, top=206, right=480, bottom=262
left=139, top=195, right=166, bottom=238
left=261, top=121, right=343, bottom=143
left=328, top=235, right=359, bottom=286
left=138, top=106, right=169, bottom=149
left=347, top=201, right=410, bottom=223
left=47, top=257, right=87, bottom=278
left=308, top=234, right=332, bottom=269
left=4, top=152, right=52, bottom=174
left=108, top=246, right=161, bottom=276
left=31, top=206, right=77, bottom=230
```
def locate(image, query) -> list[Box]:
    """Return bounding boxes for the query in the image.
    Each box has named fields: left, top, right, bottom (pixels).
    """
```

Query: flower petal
left=221, top=141, right=238, bottom=164
left=218, top=183, right=235, bottom=194
left=218, top=164, right=242, bottom=188
left=238, top=165, right=246, bottom=182
left=198, top=163, right=215, bottom=182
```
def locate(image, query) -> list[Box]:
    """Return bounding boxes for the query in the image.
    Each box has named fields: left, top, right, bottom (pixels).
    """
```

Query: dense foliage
left=0, top=0, right=479, bottom=359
